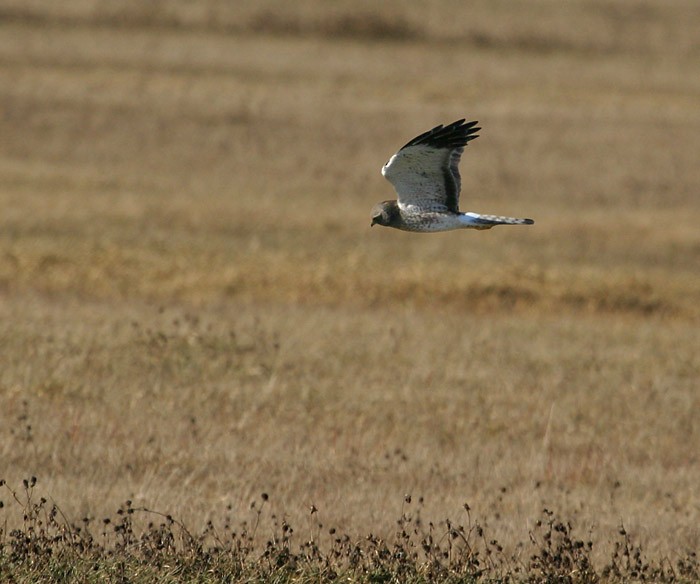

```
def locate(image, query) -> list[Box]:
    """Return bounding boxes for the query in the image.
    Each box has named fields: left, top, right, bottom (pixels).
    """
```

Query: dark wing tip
left=523, top=218, right=535, bottom=225
left=400, top=119, right=481, bottom=151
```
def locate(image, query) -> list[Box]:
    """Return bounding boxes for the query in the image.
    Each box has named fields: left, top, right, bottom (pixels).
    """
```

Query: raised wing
left=381, top=119, right=480, bottom=213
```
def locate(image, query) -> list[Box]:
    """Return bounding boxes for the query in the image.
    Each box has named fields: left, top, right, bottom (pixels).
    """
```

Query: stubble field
left=1, top=1, right=699, bottom=581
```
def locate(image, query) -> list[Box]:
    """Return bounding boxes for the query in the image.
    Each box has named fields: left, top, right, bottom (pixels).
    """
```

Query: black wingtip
left=401, top=118, right=482, bottom=150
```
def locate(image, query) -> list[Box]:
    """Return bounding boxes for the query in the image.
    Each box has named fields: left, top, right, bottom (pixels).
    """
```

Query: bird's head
left=370, top=200, right=399, bottom=227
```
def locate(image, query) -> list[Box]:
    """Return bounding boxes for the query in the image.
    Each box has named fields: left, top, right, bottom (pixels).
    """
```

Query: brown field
left=1, top=0, right=699, bottom=575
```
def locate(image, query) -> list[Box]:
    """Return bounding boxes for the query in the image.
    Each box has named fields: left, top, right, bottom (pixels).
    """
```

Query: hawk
left=371, top=119, right=534, bottom=232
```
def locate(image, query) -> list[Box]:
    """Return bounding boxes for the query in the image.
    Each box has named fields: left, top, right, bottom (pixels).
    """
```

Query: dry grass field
left=1, top=0, right=699, bottom=580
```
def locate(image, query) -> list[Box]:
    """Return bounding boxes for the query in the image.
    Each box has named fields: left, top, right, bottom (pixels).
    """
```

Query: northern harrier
left=371, top=119, right=534, bottom=232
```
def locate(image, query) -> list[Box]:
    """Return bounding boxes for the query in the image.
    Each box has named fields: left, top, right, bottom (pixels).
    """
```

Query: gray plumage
left=371, top=119, right=534, bottom=232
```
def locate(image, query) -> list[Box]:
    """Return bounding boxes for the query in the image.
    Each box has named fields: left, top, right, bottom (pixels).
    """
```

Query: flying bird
left=371, top=119, right=534, bottom=232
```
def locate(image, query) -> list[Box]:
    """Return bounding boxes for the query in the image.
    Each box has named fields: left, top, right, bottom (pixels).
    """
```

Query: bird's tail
left=461, top=212, right=534, bottom=230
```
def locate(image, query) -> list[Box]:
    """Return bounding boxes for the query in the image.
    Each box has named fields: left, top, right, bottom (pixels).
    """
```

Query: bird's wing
left=381, top=119, right=480, bottom=213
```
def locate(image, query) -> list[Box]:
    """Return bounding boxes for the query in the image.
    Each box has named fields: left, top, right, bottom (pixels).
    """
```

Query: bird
left=371, top=119, right=534, bottom=232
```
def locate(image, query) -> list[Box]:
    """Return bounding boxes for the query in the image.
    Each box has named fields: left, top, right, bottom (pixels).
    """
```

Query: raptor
left=371, top=119, right=534, bottom=232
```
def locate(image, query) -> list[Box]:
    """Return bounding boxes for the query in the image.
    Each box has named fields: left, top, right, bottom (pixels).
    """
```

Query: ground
left=0, top=1, right=699, bottom=578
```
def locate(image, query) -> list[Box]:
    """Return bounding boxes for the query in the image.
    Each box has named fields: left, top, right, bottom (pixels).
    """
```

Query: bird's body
left=371, top=119, right=534, bottom=232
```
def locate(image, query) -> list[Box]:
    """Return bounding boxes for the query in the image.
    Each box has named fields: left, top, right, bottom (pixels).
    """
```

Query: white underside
left=460, top=212, right=489, bottom=226
left=396, top=206, right=492, bottom=232
left=394, top=202, right=530, bottom=232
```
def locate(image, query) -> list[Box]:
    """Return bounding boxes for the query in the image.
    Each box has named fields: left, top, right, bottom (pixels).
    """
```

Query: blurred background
left=1, top=0, right=698, bottom=563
